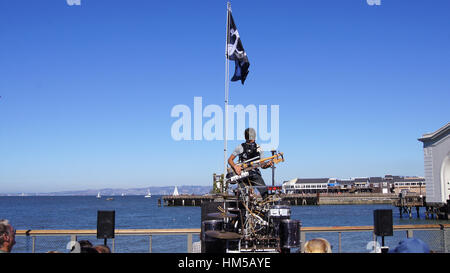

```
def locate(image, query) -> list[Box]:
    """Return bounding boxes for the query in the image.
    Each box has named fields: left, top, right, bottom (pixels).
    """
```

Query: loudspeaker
left=200, top=202, right=222, bottom=253
left=201, top=201, right=223, bottom=222
left=373, top=209, right=393, bottom=237
left=97, top=210, right=115, bottom=239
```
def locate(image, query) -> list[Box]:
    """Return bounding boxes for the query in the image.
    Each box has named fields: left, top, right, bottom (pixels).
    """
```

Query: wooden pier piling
left=162, top=195, right=215, bottom=206
left=395, top=194, right=425, bottom=219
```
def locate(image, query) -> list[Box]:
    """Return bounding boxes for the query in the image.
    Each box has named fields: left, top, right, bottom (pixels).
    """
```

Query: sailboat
left=144, top=189, right=152, bottom=198
left=173, top=186, right=179, bottom=196
left=96, top=192, right=101, bottom=199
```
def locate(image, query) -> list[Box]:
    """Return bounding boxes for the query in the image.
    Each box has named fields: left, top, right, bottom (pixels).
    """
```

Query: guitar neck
left=228, top=152, right=284, bottom=174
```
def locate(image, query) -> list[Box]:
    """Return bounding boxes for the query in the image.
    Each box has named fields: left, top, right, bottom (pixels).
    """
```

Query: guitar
left=226, top=152, right=284, bottom=183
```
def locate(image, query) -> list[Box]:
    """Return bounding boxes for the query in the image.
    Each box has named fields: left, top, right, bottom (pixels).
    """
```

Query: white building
left=418, top=123, right=450, bottom=205
left=283, top=178, right=329, bottom=194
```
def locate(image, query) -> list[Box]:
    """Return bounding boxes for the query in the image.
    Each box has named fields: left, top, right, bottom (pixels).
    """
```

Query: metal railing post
left=32, top=236, right=36, bottom=253
left=187, top=233, right=193, bottom=253
left=300, top=232, right=306, bottom=253
left=338, top=232, right=342, bottom=253
left=441, top=225, right=447, bottom=253
left=372, top=232, right=377, bottom=253
left=406, top=229, right=413, bottom=238
left=149, top=235, right=152, bottom=253
left=112, top=238, right=115, bottom=253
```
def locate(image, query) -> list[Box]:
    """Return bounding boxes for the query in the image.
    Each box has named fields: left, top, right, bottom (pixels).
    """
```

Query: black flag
left=227, top=9, right=250, bottom=84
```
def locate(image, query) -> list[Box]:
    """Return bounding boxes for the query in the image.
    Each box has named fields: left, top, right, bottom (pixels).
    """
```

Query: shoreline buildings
left=282, top=175, right=425, bottom=195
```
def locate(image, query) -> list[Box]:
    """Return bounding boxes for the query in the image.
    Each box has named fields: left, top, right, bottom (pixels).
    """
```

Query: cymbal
left=205, top=230, right=243, bottom=240
left=207, top=212, right=238, bottom=219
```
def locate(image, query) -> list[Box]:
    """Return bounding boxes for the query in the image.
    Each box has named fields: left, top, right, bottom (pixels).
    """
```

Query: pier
left=281, top=194, right=318, bottom=205
left=394, top=193, right=425, bottom=219
left=161, top=195, right=215, bottom=207
left=394, top=193, right=450, bottom=220
left=161, top=193, right=398, bottom=207
left=161, top=194, right=318, bottom=207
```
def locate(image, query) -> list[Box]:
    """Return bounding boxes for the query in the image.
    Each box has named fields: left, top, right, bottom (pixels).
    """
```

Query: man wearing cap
left=227, top=128, right=273, bottom=199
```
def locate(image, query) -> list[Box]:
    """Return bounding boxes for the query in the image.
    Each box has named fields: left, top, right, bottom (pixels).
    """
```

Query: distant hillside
left=1, top=185, right=213, bottom=196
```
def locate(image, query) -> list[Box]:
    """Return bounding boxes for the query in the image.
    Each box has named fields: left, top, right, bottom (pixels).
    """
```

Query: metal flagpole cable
left=223, top=1, right=231, bottom=192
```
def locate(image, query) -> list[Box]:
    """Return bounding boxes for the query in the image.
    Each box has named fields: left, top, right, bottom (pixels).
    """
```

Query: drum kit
left=201, top=181, right=302, bottom=253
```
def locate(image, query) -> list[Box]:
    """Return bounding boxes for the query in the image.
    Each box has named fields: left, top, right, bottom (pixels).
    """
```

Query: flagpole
left=223, top=1, right=231, bottom=192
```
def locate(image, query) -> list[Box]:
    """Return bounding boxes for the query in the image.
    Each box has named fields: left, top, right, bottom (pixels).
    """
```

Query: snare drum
left=268, top=205, right=291, bottom=217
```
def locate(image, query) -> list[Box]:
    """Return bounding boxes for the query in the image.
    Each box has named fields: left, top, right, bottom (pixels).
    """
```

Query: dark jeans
left=238, top=169, right=267, bottom=197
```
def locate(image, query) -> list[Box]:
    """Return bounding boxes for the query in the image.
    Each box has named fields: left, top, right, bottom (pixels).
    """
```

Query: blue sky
left=0, top=0, right=449, bottom=193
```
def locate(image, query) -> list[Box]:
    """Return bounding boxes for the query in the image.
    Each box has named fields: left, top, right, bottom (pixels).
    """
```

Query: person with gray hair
left=0, top=219, right=16, bottom=253
left=227, top=128, right=273, bottom=198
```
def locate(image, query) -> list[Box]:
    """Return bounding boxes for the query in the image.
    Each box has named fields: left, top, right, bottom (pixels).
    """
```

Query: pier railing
left=15, top=224, right=450, bottom=253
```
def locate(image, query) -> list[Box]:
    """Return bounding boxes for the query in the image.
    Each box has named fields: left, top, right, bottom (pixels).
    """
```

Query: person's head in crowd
left=0, top=219, right=16, bottom=253
left=94, top=244, right=111, bottom=253
left=389, top=238, right=430, bottom=253
left=80, top=246, right=99, bottom=253
left=78, top=240, right=93, bottom=248
left=304, top=238, right=332, bottom=253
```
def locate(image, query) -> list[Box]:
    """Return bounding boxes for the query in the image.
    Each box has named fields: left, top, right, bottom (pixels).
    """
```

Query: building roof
left=403, top=177, right=425, bottom=181
left=295, top=178, right=329, bottom=184
left=336, top=180, right=354, bottom=185
left=285, top=176, right=424, bottom=186
left=353, top=177, right=369, bottom=183
left=369, top=177, right=385, bottom=183
left=394, top=177, right=425, bottom=182
left=418, top=123, right=450, bottom=144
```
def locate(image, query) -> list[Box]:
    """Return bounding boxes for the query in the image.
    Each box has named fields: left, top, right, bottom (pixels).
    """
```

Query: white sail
left=173, top=186, right=179, bottom=196
left=97, top=192, right=101, bottom=198
left=144, top=189, right=152, bottom=198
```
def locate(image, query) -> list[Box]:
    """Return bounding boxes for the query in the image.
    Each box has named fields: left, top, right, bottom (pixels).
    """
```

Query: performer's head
left=245, top=128, right=256, bottom=142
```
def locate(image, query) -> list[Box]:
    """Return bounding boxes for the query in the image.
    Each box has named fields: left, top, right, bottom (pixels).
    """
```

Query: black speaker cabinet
left=97, top=210, right=115, bottom=239
left=373, top=209, right=393, bottom=237
left=201, top=201, right=223, bottom=222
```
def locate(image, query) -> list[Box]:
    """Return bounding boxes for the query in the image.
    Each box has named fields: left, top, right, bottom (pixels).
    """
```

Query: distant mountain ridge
left=0, top=185, right=213, bottom=196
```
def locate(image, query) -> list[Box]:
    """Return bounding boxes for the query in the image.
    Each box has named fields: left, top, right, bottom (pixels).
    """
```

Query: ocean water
left=1, top=196, right=448, bottom=253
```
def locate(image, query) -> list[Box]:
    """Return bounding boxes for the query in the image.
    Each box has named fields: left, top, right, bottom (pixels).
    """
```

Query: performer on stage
left=227, top=128, right=273, bottom=198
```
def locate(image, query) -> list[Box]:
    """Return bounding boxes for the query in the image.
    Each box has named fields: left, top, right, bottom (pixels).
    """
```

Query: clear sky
left=0, top=0, right=449, bottom=193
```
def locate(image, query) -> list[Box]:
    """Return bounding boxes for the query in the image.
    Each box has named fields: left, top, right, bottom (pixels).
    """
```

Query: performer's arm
left=228, top=154, right=242, bottom=175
